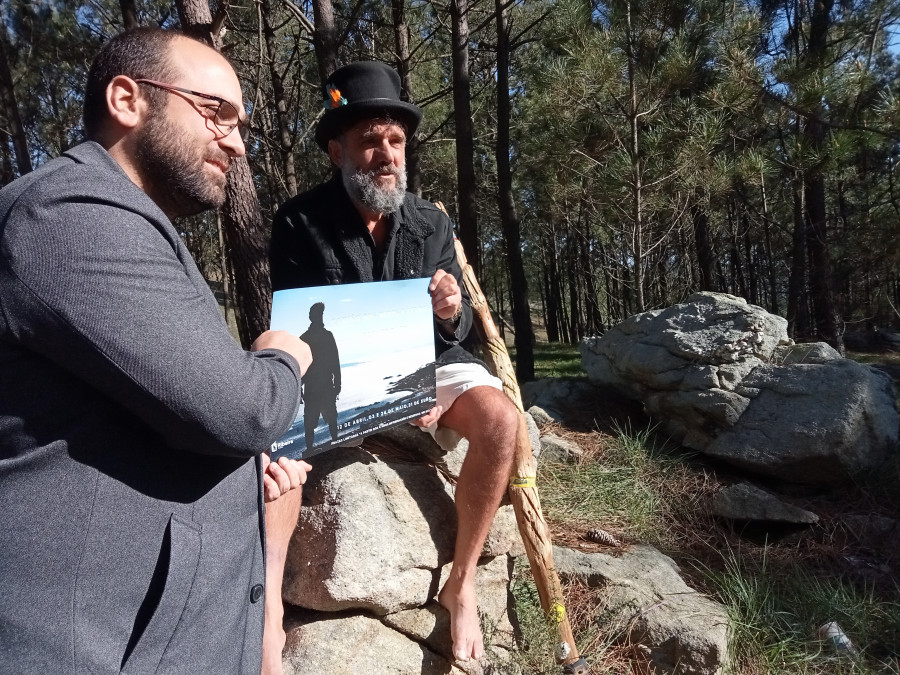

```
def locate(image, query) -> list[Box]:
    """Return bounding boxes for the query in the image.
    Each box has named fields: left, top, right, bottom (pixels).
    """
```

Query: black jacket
left=270, top=173, right=477, bottom=364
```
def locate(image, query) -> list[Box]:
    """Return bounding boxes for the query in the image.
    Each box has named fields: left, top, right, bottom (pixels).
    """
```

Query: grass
left=698, top=550, right=900, bottom=674
left=509, top=341, right=583, bottom=379
left=845, top=351, right=900, bottom=367
left=506, top=344, right=900, bottom=674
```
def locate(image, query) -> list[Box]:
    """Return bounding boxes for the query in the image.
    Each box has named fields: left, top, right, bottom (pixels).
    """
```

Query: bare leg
left=436, top=386, right=517, bottom=662
left=262, top=487, right=303, bottom=675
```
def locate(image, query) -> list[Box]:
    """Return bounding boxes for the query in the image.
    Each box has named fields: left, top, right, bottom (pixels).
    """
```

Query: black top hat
left=315, top=61, right=423, bottom=150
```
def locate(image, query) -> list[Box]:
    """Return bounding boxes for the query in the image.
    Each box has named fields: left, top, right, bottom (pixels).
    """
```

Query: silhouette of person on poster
left=300, top=302, right=341, bottom=451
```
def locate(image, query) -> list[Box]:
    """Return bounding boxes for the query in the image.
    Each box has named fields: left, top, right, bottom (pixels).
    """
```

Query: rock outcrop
left=280, top=424, right=527, bottom=672
left=581, top=292, right=899, bottom=483
left=711, top=482, right=819, bottom=525
left=279, top=411, right=736, bottom=674
left=554, top=545, right=730, bottom=675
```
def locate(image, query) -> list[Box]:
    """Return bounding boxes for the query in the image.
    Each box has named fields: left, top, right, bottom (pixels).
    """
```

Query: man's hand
left=429, top=270, right=462, bottom=323
left=411, top=404, right=443, bottom=428
left=252, top=330, right=312, bottom=375
left=261, top=452, right=311, bottom=503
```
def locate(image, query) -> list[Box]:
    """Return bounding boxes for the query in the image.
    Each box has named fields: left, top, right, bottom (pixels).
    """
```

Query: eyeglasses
left=135, top=78, right=250, bottom=141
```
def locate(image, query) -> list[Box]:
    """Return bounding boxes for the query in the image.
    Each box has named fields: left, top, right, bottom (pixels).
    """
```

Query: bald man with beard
left=0, top=28, right=311, bottom=674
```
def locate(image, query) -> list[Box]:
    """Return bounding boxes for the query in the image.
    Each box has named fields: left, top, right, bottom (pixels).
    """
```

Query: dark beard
left=134, top=115, right=229, bottom=218
left=341, top=159, right=407, bottom=215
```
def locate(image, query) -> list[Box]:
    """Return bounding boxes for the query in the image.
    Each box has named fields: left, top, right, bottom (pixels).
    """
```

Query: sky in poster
left=271, top=278, right=435, bottom=366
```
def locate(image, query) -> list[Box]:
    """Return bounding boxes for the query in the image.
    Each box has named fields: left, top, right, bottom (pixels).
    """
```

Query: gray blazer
left=0, top=142, right=300, bottom=673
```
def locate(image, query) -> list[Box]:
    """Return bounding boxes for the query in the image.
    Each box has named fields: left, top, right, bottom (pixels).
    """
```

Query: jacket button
left=250, top=584, right=264, bottom=603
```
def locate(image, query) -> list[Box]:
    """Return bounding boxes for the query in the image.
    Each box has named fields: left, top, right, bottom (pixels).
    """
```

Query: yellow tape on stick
left=549, top=602, right=566, bottom=624
left=509, top=476, right=536, bottom=488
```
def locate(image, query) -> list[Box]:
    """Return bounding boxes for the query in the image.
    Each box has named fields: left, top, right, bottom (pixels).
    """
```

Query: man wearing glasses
left=0, top=28, right=309, bottom=674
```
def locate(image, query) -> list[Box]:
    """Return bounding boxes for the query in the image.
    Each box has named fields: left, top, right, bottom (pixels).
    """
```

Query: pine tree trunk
left=176, top=0, right=271, bottom=347
left=803, top=0, right=842, bottom=352
left=542, top=232, right=561, bottom=342
left=450, top=0, right=479, bottom=273
left=787, top=174, right=808, bottom=338
left=691, top=205, right=715, bottom=291
left=760, top=171, right=779, bottom=315
left=581, top=234, right=602, bottom=334
left=743, top=217, right=757, bottom=305
left=391, top=0, right=422, bottom=197
left=119, top=0, right=138, bottom=29
left=261, top=0, right=297, bottom=198
left=625, top=1, right=644, bottom=311
left=0, top=125, right=11, bottom=183
left=805, top=160, right=841, bottom=350
left=495, top=0, right=533, bottom=381
left=565, top=231, right=580, bottom=342
left=311, top=0, right=339, bottom=82
left=0, top=27, right=32, bottom=176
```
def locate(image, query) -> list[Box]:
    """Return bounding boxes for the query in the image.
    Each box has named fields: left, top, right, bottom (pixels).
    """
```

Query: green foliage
left=509, top=560, right=564, bottom=674
left=5, top=0, right=899, bottom=342
left=539, top=421, right=687, bottom=542
left=698, top=549, right=900, bottom=674
left=510, top=341, right=583, bottom=379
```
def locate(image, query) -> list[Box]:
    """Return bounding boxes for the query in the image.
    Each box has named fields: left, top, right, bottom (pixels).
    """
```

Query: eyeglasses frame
left=134, top=78, right=250, bottom=141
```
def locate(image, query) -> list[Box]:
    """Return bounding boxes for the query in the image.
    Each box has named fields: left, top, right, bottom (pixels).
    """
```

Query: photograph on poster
left=269, top=278, right=436, bottom=460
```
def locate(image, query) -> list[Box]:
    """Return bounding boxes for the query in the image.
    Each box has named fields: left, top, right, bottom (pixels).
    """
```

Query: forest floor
left=506, top=340, right=900, bottom=675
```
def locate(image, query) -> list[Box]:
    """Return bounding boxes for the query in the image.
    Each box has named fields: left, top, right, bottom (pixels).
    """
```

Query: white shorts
left=420, top=362, right=503, bottom=449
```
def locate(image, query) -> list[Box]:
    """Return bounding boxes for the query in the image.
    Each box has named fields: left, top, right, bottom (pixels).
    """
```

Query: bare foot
left=438, top=577, right=484, bottom=663
left=261, top=610, right=285, bottom=675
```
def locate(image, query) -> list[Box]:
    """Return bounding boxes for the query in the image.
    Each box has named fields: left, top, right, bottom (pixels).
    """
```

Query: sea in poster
left=269, top=278, right=437, bottom=461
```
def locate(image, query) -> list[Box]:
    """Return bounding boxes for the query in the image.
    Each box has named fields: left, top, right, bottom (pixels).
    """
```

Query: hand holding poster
left=270, top=278, right=437, bottom=460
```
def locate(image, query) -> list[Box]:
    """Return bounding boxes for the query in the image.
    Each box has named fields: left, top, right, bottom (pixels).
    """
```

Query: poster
left=269, top=278, right=436, bottom=460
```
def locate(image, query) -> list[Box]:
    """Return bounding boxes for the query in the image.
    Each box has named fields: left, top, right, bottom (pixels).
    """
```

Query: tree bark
left=0, top=138, right=13, bottom=187
left=803, top=0, right=842, bottom=352
left=787, top=173, right=808, bottom=338
left=450, top=0, right=479, bottom=274
left=119, top=0, right=139, bottom=30
left=691, top=204, right=715, bottom=291
left=495, top=0, right=533, bottom=381
left=176, top=0, right=272, bottom=347
left=391, top=0, right=422, bottom=196
left=565, top=231, right=580, bottom=342
left=805, top=158, right=841, bottom=350
left=541, top=230, right=561, bottom=342
left=0, top=26, right=32, bottom=176
left=261, top=0, right=297, bottom=198
left=759, top=169, right=779, bottom=315
left=742, top=215, right=757, bottom=304
left=311, top=0, right=339, bottom=82
left=625, top=0, right=644, bottom=311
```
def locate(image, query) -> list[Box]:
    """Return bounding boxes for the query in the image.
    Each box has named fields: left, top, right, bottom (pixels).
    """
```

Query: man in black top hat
left=268, top=61, right=519, bottom=666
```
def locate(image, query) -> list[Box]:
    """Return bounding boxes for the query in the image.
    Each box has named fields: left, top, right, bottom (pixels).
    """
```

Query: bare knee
left=453, top=387, right=518, bottom=457
left=486, top=394, right=518, bottom=441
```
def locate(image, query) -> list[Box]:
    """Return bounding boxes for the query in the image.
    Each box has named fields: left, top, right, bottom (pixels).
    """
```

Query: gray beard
left=342, top=160, right=407, bottom=215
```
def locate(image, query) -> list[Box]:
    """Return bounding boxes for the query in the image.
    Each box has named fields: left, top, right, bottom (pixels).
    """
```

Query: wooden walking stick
left=450, top=232, right=589, bottom=675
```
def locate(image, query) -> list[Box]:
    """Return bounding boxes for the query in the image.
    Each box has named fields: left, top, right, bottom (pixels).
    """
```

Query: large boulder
left=553, top=545, right=729, bottom=675
left=703, top=354, right=898, bottom=483
left=283, top=447, right=523, bottom=614
left=581, top=292, right=899, bottom=484
left=283, top=448, right=455, bottom=614
left=711, top=482, right=819, bottom=525
left=280, top=424, right=528, bottom=674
